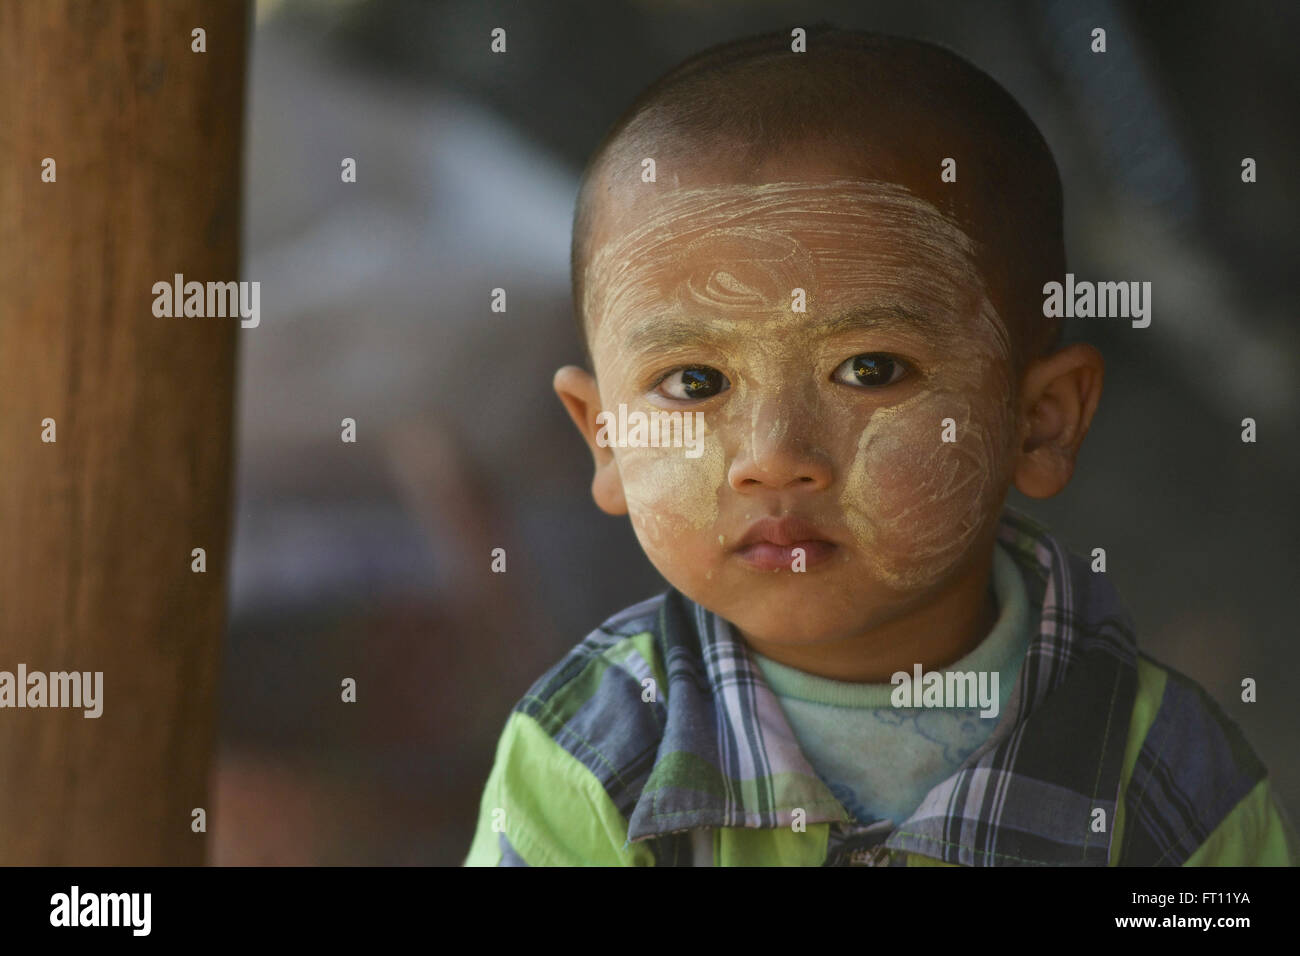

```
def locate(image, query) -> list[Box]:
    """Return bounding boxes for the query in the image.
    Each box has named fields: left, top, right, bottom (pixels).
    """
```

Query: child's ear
left=553, top=365, right=628, bottom=516
left=1012, top=343, right=1104, bottom=499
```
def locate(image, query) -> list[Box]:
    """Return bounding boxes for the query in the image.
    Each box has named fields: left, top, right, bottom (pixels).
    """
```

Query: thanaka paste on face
left=585, top=179, right=1016, bottom=601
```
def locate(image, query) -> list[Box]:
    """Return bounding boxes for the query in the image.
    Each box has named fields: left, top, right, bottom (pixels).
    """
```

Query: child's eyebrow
left=819, top=305, right=952, bottom=347
left=620, top=304, right=951, bottom=355
left=622, top=318, right=722, bottom=354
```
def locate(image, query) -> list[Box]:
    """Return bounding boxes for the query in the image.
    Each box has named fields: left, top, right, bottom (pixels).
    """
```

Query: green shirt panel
left=463, top=710, right=655, bottom=866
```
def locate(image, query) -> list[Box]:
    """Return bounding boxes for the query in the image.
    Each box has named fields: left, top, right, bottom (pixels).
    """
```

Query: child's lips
left=734, top=539, right=838, bottom=571
left=731, top=515, right=839, bottom=571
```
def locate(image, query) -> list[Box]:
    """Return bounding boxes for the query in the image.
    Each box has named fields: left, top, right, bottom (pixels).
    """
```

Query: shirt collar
left=626, top=508, right=1138, bottom=865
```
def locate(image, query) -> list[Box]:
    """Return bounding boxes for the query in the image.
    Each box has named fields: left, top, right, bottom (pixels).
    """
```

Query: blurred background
left=215, top=0, right=1300, bottom=863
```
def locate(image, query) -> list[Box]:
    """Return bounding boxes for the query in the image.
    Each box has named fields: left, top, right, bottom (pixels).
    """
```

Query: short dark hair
left=570, top=23, right=1065, bottom=372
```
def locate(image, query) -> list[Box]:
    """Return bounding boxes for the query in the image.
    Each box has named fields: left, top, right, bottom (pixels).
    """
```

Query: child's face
left=580, top=174, right=1023, bottom=647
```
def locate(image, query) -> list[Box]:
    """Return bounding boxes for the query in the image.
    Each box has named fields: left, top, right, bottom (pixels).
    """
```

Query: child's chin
left=721, top=593, right=869, bottom=641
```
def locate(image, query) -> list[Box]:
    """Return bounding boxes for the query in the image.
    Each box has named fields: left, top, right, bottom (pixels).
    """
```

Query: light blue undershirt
left=750, top=542, right=1031, bottom=826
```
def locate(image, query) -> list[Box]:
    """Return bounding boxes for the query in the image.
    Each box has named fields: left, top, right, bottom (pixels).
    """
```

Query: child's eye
left=831, top=353, right=908, bottom=388
left=654, top=365, right=731, bottom=401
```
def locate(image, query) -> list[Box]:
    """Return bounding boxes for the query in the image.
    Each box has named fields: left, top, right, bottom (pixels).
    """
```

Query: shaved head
left=571, top=24, right=1064, bottom=371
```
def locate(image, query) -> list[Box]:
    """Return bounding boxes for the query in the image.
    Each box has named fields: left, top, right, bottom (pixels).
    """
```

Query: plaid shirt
left=465, top=509, right=1298, bottom=866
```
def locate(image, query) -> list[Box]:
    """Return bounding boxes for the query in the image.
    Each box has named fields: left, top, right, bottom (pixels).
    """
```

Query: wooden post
left=0, top=0, right=248, bottom=864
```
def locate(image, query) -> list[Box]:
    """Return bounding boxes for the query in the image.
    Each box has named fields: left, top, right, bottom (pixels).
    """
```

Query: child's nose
left=726, top=404, right=833, bottom=494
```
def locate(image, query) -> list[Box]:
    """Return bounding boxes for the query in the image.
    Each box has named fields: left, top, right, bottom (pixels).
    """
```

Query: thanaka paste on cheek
left=618, top=426, right=727, bottom=559
left=839, top=369, right=1014, bottom=592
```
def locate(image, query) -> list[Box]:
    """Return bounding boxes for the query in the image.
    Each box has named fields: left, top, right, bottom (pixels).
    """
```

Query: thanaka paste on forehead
left=585, top=179, right=1012, bottom=361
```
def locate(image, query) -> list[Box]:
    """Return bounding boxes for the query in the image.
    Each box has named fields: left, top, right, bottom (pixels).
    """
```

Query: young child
left=464, top=26, right=1298, bottom=866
